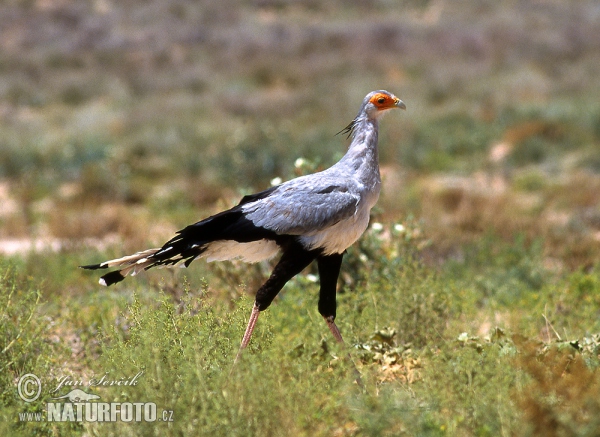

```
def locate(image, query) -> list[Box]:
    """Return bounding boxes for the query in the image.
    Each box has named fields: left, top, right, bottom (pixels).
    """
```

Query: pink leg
left=324, top=316, right=363, bottom=387
left=234, top=303, right=261, bottom=364
left=324, top=315, right=345, bottom=343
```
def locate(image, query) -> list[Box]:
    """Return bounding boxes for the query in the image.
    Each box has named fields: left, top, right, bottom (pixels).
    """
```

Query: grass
left=1, top=0, right=600, bottom=435
left=3, top=228, right=600, bottom=436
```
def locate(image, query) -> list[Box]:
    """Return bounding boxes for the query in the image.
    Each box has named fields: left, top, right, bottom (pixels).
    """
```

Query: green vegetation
left=2, top=0, right=600, bottom=435
left=3, top=229, right=600, bottom=436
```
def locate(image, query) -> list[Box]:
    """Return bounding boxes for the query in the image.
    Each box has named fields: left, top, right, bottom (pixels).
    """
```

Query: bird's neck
left=340, top=116, right=380, bottom=176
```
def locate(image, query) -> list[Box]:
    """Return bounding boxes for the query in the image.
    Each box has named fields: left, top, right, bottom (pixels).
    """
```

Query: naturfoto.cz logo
left=17, top=372, right=174, bottom=423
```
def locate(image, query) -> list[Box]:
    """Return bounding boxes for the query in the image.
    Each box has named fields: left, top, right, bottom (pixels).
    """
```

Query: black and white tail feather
left=81, top=186, right=282, bottom=286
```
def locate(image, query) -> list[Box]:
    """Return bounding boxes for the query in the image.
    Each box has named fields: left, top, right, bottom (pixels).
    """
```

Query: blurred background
left=4, top=2, right=600, bottom=435
left=1, top=0, right=599, bottom=267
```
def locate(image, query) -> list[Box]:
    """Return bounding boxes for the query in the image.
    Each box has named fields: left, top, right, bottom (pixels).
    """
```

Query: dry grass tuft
left=516, top=340, right=600, bottom=436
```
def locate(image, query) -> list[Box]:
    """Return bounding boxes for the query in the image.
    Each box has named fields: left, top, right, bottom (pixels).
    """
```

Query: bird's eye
left=377, top=97, right=386, bottom=104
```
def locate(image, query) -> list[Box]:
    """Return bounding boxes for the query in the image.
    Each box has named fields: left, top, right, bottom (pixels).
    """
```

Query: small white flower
left=394, top=223, right=405, bottom=233
left=294, top=158, right=306, bottom=168
left=359, top=253, right=368, bottom=262
left=270, top=177, right=282, bottom=186
left=457, top=332, right=469, bottom=342
left=306, top=274, right=318, bottom=283
left=371, top=222, right=384, bottom=232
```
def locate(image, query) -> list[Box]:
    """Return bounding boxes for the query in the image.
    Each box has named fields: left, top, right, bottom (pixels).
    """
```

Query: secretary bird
left=82, top=90, right=406, bottom=361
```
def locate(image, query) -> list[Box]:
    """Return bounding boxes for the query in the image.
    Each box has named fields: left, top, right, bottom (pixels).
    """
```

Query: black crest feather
left=336, top=118, right=358, bottom=139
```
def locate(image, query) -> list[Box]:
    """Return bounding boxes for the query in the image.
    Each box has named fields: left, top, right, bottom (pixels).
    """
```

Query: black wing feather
left=82, top=186, right=287, bottom=282
left=149, top=201, right=282, bottom=268
left=238, top=185, right=279, bottom=206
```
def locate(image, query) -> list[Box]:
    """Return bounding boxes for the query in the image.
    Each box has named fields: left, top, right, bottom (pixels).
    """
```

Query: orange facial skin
left=369, top=92, right=405, bottom=110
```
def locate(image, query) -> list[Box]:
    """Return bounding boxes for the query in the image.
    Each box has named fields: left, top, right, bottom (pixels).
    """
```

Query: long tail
left=80, top=248, right=163, bottom=286
left=81, top=200, right=281, bottom=286
left=80, top=213, right=239, bottom=286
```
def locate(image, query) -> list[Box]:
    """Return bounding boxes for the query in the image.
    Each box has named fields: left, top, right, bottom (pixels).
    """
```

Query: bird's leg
left=324, top=315, right=345, bottom=343
left=234, top=303, right=261, bottom=364
left=317, top=253, right=344, bottom=342
left=233, top=242, right=317, bottom=363
left=240, top=304, right=260, bottom=349
left=317, top=253, right=363, bottom=387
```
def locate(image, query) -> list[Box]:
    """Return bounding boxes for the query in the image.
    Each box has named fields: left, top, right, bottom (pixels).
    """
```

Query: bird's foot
left=323, top=315, right=364, bottom=388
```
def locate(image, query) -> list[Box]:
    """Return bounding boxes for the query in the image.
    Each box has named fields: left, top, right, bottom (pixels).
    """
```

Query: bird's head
left=338, top=90, right=405, bottom=138
left=363, top=90, right=406, bottom=119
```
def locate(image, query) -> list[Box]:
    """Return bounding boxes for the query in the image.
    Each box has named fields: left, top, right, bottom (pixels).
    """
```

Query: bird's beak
left=394, top=98, right=406, bottom=110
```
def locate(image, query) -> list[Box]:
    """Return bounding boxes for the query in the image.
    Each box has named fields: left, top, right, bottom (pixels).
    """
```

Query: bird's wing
left=242, top=177, right=361, bottom=235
